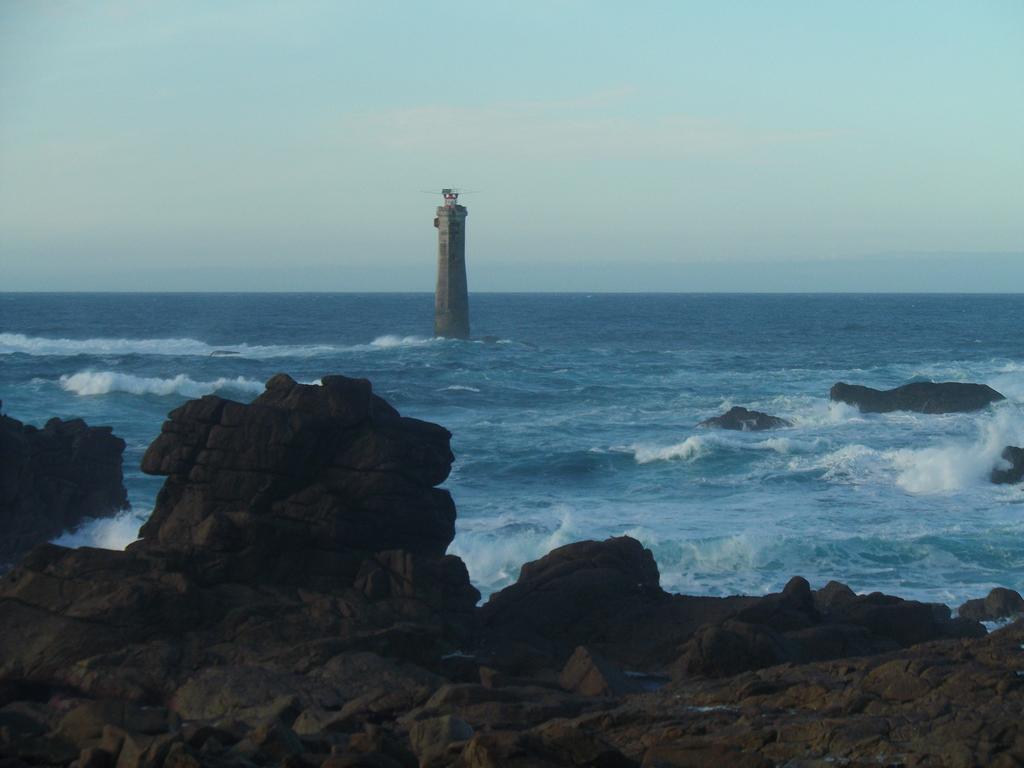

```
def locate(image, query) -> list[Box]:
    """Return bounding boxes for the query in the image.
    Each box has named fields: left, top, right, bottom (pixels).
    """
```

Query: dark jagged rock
left=673, top=576, right=984, bottom=679
left=0, top=404, right=128, bottom=569
left=477, top=537, right=743, bottom=674
left=829, top=380, right=1005, bottom=413
left=136, top=372, right=458, bottom=570
left=479, top=539, right=982, bottom=684
left=0, top=378, right=1016, bottom=768
left=992, top=446, right=1024, bottom=484
left=0, top=375, right=478, bottom=709
left=959, top=587, right=1024, bottom=621
left=698, top=406, right=791, bottom=431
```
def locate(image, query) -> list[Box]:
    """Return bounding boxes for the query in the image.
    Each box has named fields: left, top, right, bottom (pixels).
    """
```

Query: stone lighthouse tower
left=434, top=189, right=470, bottom=339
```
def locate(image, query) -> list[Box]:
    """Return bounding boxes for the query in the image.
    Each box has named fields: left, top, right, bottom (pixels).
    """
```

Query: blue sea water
left=2, top=292, right=1023, bottom=607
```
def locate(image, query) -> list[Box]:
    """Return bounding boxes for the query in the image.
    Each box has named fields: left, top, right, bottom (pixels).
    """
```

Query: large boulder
left=478, top=538, right=675, bottom=672
left=991, top=446, right=1024, bottom=484
left=829, top=381, right=1004, bottom=414
left=0, top=405, right=128, bottom=569
left=698, top=406, right=791, bottom=431
left=136, top=373, right=457, bottom=572
left=959, top=587, right=1024, bottom=621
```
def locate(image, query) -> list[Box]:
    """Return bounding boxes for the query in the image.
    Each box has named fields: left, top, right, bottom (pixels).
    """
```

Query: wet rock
left=959, top=587, right=1024, bottom=621
left=829, top=381, right=1004, bottom=414
left=0, top=408, right=128, bottom=569
left=698, top=406, right=791, bottom=431
left=992, top=446, right=1024, bottom=485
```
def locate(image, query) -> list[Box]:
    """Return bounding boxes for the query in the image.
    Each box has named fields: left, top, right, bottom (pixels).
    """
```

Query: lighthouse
left=433, top=189, right=470, bottom=339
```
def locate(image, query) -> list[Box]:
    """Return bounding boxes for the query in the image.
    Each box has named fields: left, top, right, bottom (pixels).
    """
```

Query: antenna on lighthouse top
left=421, top=188, right=479, bottom=207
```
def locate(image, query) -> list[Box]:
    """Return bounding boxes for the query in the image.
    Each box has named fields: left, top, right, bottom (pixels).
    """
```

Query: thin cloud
left=333, top=96, right=833, bottom=161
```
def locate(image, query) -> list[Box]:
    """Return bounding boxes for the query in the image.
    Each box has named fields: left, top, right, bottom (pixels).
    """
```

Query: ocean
left=2, top=292, right=1022, bottom=607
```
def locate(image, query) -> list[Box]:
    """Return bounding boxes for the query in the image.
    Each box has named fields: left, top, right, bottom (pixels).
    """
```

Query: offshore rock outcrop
left=992, top=445, right=1024, bottom=484
left=0, top=405, right=127, bottom=569
left=959, top=587, right=1024, bottom=622
left=698, top=406, right=791, bottom=431
left=829, top=380, right=1005, bottom=413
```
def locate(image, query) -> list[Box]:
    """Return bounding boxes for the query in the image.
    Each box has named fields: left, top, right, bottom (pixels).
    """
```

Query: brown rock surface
left=959, top=586, right=1024, bottom=621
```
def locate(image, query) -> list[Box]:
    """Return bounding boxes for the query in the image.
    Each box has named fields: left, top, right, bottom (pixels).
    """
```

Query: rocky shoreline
left=1, top=375, right=1022, bottom=767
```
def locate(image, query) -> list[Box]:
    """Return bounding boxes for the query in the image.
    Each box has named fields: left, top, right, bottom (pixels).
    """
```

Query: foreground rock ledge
left=0, top=375, right=1015, bottom=767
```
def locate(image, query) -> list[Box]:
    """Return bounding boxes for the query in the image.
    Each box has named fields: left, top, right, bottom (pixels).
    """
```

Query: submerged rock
left=992, top=446, right=1024, bottom=484
left=698, top=406, right=791, bottom=431
left=0, top=405, right=128, bottom=569
left=829, top=380, right=1004, bottom=413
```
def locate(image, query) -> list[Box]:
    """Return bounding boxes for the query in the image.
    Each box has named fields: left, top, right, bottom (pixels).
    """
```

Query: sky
left=1, top=1, right=1022, bottom=292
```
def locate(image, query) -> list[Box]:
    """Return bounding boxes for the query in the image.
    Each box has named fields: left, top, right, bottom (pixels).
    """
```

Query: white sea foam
left=989, top=371, right=1024, bottom=402
left=784, top=443, right=888, bottom=486
left=441, top=384, right=481, bottom=393
left=368, top=335, right=440, bottom=349
left=52, top=508, right=148, bottom=551
left=634, top=436, right=708, bottom=464
left=0, top=332, right=340, bottom=359
left=889, top=406, right=1024, bottom=494
left=0, top=331, right=462, bottom=358
left=59, top=371, right=266, bottom=398
left=449, top=509, right=577, bottom=596
left=633, top=433, right=816, bottom=464
left=784, top=398, right=864, bottom=427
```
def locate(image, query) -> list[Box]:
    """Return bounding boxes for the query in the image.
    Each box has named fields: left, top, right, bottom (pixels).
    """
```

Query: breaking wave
left=368, top=335, right=440, bottom=349
left=890, top=406, right=1024, bottom=493
left=634, top=436, right=708, bottom=464
left=633, top=434, right=819, bottom=464
left=0, top=332, right=340, bottom=358
left=60, top=371, right=266, bottom=397
left=449, top=509, right=577, bottom=597
left=51, top=508, right=149, bottom=551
